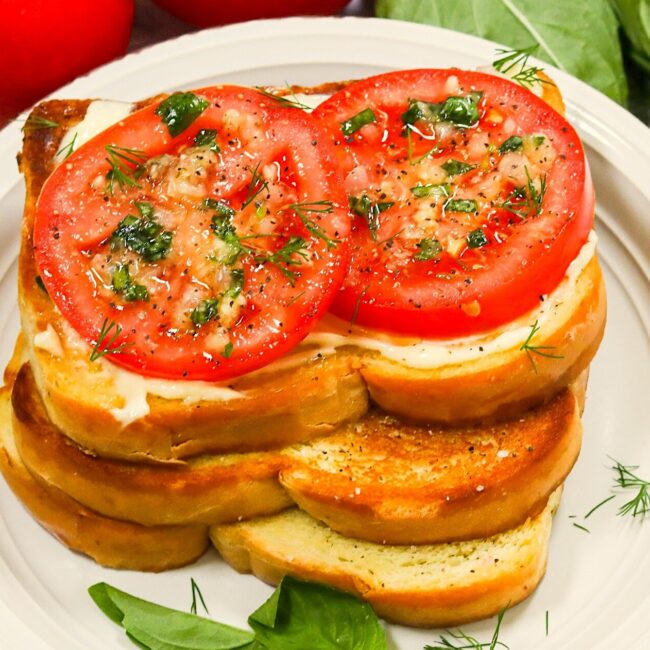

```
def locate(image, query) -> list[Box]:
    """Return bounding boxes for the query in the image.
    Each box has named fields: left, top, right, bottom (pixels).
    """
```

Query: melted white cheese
left=34, top=324, right=63, bottom=358
left=55, top=100, right=134, bottom=163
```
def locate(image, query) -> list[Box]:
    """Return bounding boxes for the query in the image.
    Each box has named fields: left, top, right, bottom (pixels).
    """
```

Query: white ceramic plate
left=1, top=17, right=649, bottom=650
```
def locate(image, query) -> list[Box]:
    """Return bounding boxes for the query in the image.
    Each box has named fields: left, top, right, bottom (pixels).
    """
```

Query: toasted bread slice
left=11, top=352, right=293, bottom=527
left=211, top=489, right=561, bottom=628
left=280, top=383, right=581, bottom=544
left=0, top=349, right=209, bottom=571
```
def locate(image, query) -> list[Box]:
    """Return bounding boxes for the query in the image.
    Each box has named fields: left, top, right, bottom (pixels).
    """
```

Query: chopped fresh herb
left=348, top=195, right=393, bottom=241
left=545, top=610, right=549, bottom=637
left=351, top=286, right=370, bottom=327
left=402, top=92, right=482, bottom=129
left=532, top=135, right=546, bottom=147
left=241, top=162, right=270, bottom=210
left=288, top=201, right=340, bottom=249
left=111, top=209, right=173, bottom=263
left=256, top=236, right=310, bottom=285
left=340, top=108, right=377, bottom=136
left=202, top=197, right=235, bottom=219
left=225, top=268, right=245, bottom=300
left=223, top=342, right=234, bottom=358
left=111, top=264, right=149, bottom=302
left=519, top=320, right=564, bottom=373
left=410, top=183, right=450, bottom=199
left=104, top=145, right=146, bottom=195
left=572, top=522, right=591, bottom=533
left=255, top=86, right=311, bottom=110
left=20, top=114, right=59, bottom=131
left=446, top=199, right=478, bottom=214
left=500, top=169, right=547, bottom=220
left=56, top=132, right=77, bottom=160
left=442, top=159, right=476, bottom=176
left=135, top=201, right=154, bottom=219
left=189, top=578, right=209, bottom=616
left=493, top=46, right=552, bottom=89
left=414, top=238, right=442, bottom=261
left=424, top=607, right=509, bottom=650
left=193, top=128, right=220, bottom=153
left=89, top=319, right=131, bottom=362
left=155, top=92, right=209, bottom=137
left=35, top=275, right=48, bottom=295
left=611, top=459, right=650, bottom=518
left=499, top=135, right=523, bottom=154
left=584, top=494, right=616, bottom=519
left=191, top=298, right=220, bottom=327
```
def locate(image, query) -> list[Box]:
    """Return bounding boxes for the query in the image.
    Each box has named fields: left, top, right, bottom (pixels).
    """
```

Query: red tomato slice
left=34, top=86, right=350, bottom=380
left=312, top=69, right=595, bottom=337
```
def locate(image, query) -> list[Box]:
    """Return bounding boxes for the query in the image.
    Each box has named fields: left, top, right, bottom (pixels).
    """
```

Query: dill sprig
left=519, top=320, right=563, bottom=373
left=89, top=319, right=132, bottom=362
left=254, top=235, right=310, bottom=285
left=500, top=168, right=547, bottom=220
left=241, top=162, right=270, bottom=210
left=255, top=85, right=311, bottom=110
left=424, top=608, right=509, bottom=650
left=20, top=114, right=59, bottom=131
left=189, top=578, right=209, bottom=616
left=492, top=46, right=552, bottom=90
left=610, top=458, right=650, bottom=518
left=287, top=200, right=340, bottom=249
left=104, top=144, right=147, bottom=195
left=56, top=133, right=77, bottom=160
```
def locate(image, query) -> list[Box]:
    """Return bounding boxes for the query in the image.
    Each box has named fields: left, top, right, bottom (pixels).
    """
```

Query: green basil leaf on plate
left=375, top=0, right=628, bottom=104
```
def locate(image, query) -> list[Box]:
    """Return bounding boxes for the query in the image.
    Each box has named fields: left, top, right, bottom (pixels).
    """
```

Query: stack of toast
left=0, top=80, right=606, bottom=627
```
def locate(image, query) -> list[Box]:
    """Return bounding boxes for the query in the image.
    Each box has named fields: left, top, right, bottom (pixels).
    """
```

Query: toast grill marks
left=280, top=390, right=581, bottom=544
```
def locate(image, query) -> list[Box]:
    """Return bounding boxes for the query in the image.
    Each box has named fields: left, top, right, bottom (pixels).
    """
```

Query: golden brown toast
left=280, top=384, right=582, bottom=544
left=17, top=79, right=604, bottom=462
left=211, top=489, right=561, bottom=628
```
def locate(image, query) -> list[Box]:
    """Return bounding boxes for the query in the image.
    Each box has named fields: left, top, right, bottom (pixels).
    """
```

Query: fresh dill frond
left=287, top=200, right=340, bottom=249
left=89, top=319, right=131, bottom=362
left=584, top=494, right=616, bottom=519
left=492, top=46, right=552, bottom=89
left=500, top=169, right=547, bottom=220
left=189, top=578, right=209, bottom=616
left=255, top=86, right=311, bottom=110
left=20, top=114, right=59, bottom=131
left=104, top=144, right=147, bottom=195
left=572, top=522, right=590, bottom=533
left=350, top=285, right=370, bottom=327
left=56, top=133, right=77, bottom=160
left=424, top=607, right=509, bottom=649
left=519, top=320, right=563, bottom=374
left=241, top=162, right=270, bottom=210
left=610, top=458, right=650, bottom=518
left=254, top=235, right=310, bottom=286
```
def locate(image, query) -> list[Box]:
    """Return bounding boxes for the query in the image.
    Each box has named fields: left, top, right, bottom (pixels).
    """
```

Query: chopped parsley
left=223, top=342, right=234, bottom=358
left=413, top=238, right=442, bottom=261
left=111, top=264, right=149, bottom=302
left=499, top=135, right=523, bottom=154
left=445, top=198, right=478, bottom=213
left=155, top=92, right=209, bottom=137
left=348, top=195, right=393, bottom=241
left=466, top=228, right=488, bottom=248
left=194, top=128, right=220, bottom=153
left=402, top=92, right=482, bottom=129
left=441, top=159, right=476, bottom=176
left=191, top=298, right=219, bottom=326
left=340, top=108, right=377, bottom=136
left=111, top=203, right=173, bottom=262
left=410, top=183, right=450, bottom=199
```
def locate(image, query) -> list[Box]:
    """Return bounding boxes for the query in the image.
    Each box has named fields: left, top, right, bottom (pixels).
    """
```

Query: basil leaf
left=467, top=228, right=489, bottom=248
left=376, top=0, right=627, bottom=104
left=445, top=198, right=478, bottom=213
left=610, top=0, right=650, bottom=72
left=89, top=583, right=255, bottom=650
left=441, top=159, right=476, bottom=176
left=414, top=238, right=443, bottom=261
left=499, top=135, right=523, bottom=153
left=156, top=92, right=210, bottom=137
left=402, top=94, right=480, bottom=128
left=341, top=108, right=377, bottom=135
left=411, top=182, right=450, bottom=199
left=248, top=576, right=387, bottom=650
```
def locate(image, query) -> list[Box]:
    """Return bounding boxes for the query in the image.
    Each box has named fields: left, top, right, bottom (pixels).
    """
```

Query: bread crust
left=211, top=499, right=556, bottom=628
left=280, top=382, right=582, bottom=543
left=12, top=360, right=293, bottom=526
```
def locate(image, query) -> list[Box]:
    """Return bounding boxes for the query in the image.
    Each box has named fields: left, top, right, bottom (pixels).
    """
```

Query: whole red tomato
left=0, top=0, right=134, bottom=124
left=151, top=0, right=350, bottom=27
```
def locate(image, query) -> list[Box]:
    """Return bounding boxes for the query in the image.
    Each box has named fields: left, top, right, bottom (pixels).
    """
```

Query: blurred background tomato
left=150, top=0, right=350, bottom=28
left=0, top=0, right=134, bottom=124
